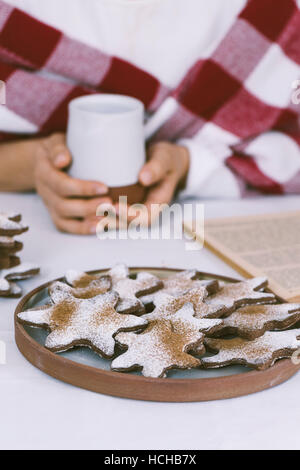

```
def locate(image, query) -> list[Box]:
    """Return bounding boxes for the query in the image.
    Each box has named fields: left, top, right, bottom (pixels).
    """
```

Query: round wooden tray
left=14, top=268, right=300, bottom=402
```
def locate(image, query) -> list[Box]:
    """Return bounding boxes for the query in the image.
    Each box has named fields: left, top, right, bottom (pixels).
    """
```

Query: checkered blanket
left=0, top=0, right=300, bottom=196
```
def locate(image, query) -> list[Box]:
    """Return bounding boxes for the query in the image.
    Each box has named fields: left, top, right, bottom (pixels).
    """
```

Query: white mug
left=67, top=94, right=146, bottom=201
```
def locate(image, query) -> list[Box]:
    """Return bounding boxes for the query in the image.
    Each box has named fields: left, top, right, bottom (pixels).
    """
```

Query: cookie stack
left=17, top=264, right=300, bottom=377
left=0, top=211, right=40, bottom=298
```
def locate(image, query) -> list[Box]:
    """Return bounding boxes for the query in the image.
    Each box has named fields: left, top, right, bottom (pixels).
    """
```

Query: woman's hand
left=122, top=142, right=189, bottom=225
left=116, top=142, right=189, bottom=226
left=34, top=133, right=112, bottom=234
left=139, top=142, right=189, bottom=211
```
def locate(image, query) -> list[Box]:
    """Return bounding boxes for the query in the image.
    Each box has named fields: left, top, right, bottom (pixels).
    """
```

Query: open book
left=184, top=210, right=300, bottom=302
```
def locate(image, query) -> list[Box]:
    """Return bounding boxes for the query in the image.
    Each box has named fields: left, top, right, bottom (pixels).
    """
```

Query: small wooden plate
left=14, top=268, right=300, bottom=402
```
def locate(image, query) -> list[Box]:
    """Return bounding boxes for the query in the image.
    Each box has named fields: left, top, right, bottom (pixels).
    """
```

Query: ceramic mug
left=67, top=94, right=146, bottom=204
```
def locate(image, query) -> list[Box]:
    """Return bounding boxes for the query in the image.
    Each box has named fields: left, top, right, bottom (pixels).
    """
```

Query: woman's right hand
left=34, top=133, right=112, bottom=234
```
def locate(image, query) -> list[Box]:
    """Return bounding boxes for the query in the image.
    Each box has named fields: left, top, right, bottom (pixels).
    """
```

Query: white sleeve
left=179, top=130, right=300, bottom=199
left=0, top=106, right=37, bottom=134
left=241, top=131, right=300, bottom=186
left=178, top=137, right=241, bottom=199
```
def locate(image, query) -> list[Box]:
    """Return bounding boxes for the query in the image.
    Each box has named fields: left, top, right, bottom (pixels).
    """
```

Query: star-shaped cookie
left=143, top=292, right=223, bottom=335
left=202, top=329, right=300, bottom=370
left=0, top=236, right=15, bottom=249
left=66, top=264, right=163, bottom=315
left=0, top=256, right=20, bottom=269
left=115, top=272, right=163, bottom=313
left=0, top=263, right=40, bottom=298
left=18, top=288, right=147, bottom=357
left=205, top=277, right=275, bottom=316
left=0, top=239, right=23, bottom=256
left=108, top=263, right=131, bottom=284
left=0, top=277, right=10, bottom=295
left=1, top=263, right=40, bottom=281
left=0, top=212, right=28, bottom=236
left=216, top=303, right=300, bottom=340
left=141, top=269, right=219, bottom=307
left=0, top=279, right=22, bottom=298
left=112, top=306, right=204, bottom=378
left=63, top=271, right=111, bottom=299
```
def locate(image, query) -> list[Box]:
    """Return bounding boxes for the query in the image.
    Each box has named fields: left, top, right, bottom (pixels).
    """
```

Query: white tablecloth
left=0, top=192, right=299, bottom=450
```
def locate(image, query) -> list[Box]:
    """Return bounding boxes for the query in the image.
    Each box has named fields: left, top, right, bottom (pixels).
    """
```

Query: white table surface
left=0, top=192, right=299, bottom=450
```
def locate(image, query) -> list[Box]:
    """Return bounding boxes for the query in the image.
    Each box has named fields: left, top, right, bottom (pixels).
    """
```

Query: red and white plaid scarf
left=0, top=0, right=300, bottom=196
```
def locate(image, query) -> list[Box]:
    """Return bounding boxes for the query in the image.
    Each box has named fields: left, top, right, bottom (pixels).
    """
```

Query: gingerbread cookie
left=63, top=271, right=111, bottom=299
left=0, top=256, right=20, bottom=269
left=0, top=263, right=40, bottom=281
left=202, top=329, right=300, bottom=370
left=49, top=279, right=111, bottom=302
left=141, top=270, right=219, bottom=307
left=0, top=212, right=28, bottom=236
left=0, top=240, right=23, bottom=256
left=66, top=265, right=163, bottom=315
left=0, top=277, right=10, bottom=296
left=0, top=275, right=22, bottom=297
left=0, top=263, right=40, bottom=298
left=145, top=285, right=227, bottom=319
left=108, top=263, right=130, bottom=284
left=112, top=305, right=204, bottom=378
left=170, top=271, right=217, bottom=293
left=205, top=277, right=275, bottom=316
left=161, top=270, right=219, bottom=295
left=0, top=281, right=22, bottom=298
left=0, top=236, right=16, bottom=248
left=109, top=264, right=164, bottom=312
left=113, top=271, right=163, bottom=314
left=18, top=288, right=147, bottom=357
left=143, top=292, right=223, bottom=335
left=215, top=303, right=300, bottom=340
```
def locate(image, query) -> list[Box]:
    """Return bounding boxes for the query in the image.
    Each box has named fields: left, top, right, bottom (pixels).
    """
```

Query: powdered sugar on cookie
left=113, top=308, right=203, bottom=378
left=143, top=293, right=223, bottom=335
left=202, top=329, right=300, bottom=370
left=0, top=277, right=10, bottom=293
left=0, top=212, right=28, bottom=235
left=218, top=303, right=300, bottom=339
left=0, top=236, right=14, bottom=248
left=1, top=263, right=40, bottom=281
left=206, top=277, right=275, bottom=314
left=112, top=270, right=163, bottom=314
left=141, top=270, right=219, bottom=306
left=65, top=265, right=162, bottom=314
left=18, top=289, right=147, bottom=357
left=108, top=264, right=130, bottom=284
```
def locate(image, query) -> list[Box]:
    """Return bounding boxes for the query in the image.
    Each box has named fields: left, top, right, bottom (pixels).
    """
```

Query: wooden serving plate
left=14, top=268, right=300, bottom=402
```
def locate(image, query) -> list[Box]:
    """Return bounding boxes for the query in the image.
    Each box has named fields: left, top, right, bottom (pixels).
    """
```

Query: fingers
left=44, top=133, right=72, bottom=170
left=39, top=184, right=111, bottom=219
left=37, top=181, right=112, bottom=234
left=36, top=152, right=108, bottom=197
left=143, top=174, right=178, bottom=215
left=139, top=143, right=172, bottom=187
left=115, top=174, right=177, bottom=227
left=59, top=196, right=112, bottom=219
left=34, top=133, right=113, bottom=234
left=51, top=214, right=100, bottom=235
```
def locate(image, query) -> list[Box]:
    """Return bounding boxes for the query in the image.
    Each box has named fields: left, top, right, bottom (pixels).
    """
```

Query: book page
left=184, top=211, right=300, bottom=302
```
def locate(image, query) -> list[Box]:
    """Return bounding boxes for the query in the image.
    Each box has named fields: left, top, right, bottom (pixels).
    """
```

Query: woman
left=0, top=0, right=299, bottom=234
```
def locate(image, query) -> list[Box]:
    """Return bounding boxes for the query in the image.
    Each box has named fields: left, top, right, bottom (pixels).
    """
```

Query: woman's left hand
left=114, top=142, right=189, bottom=227
left=129, top=142, right=189, bottom=224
